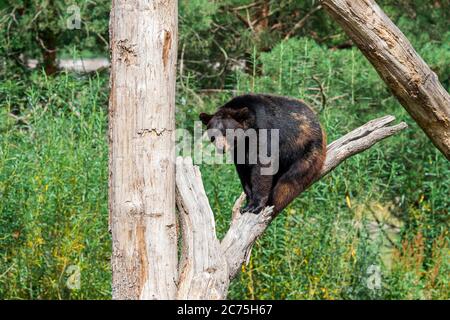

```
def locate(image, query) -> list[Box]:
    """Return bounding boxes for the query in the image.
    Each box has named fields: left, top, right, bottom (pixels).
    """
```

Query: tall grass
left=0, top=71, right=110, bottom=299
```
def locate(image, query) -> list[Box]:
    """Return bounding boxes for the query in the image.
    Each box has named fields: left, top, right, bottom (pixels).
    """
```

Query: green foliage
left=0, top=71, right=110, bottom=299
left=180, top=0, right=218, bottom=32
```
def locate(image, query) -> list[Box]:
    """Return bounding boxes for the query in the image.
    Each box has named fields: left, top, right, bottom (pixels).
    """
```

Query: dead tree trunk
left=109, top=0, right=178, bottom=299
left=175, top=116, right=407, bottom=299
left=321, top=0, right=450, bottom=160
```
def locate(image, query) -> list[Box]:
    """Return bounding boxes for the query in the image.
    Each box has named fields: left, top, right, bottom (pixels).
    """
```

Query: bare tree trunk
left=109, top=0, right=178, bottom=299
left=254, top=0, right=270, bottom=33
left=39, top=29, right=57, bottom=76
left=321, top=0, right=450, bottom=160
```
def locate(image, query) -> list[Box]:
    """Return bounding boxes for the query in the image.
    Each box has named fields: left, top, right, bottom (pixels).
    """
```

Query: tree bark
left=176, top=115, right=407, bottom=299
left=321, top=0, right=450, bottom=160
left=39, top=29, right=57, bottom=76
left=109, top=0, right=178, bottom=299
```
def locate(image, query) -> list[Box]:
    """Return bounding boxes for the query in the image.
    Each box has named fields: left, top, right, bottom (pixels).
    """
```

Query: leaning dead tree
left=109, top=0, right=178, bottom=299
left=176, top=115, right=407, bottom=299
left=320, top=0, right=450, bottom=160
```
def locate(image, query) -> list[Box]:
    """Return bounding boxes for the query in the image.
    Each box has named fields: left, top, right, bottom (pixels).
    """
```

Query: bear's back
left=224, top=94, right=324, bottom=168
left=223, top=94, right=319, bottom=131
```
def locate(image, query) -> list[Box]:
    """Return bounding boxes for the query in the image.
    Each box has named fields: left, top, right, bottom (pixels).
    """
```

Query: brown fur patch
left=290, top=112, right=308, bottom=122
left=271, top=141, right=326, bottom=214
left=271, top=181, right=295, bottom=212
left=295, top=121, right=316, bottom=148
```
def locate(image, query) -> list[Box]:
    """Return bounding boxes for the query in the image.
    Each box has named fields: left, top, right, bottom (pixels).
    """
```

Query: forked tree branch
left=175, top=115, right=407, bottom=299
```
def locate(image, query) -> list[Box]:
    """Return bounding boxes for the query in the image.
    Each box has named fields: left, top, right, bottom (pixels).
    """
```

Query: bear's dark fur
left=199, top=94, right=326, bottom=215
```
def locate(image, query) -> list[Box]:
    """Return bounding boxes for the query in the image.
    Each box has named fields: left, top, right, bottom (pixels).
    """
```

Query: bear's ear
left=199, top=113, right=213, bottom=125
left=231, top=107, right=250, bottom=122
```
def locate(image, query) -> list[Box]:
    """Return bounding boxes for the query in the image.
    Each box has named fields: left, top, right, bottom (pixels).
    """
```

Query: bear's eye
left=210, top=136, right=216, bottom=143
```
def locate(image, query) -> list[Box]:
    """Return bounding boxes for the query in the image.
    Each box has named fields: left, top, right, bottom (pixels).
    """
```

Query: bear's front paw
left=240, top=204, right=253, bottom=214
left=248, top=204, right=265, bottom=215
left=241, top=204, right=265, bottom=215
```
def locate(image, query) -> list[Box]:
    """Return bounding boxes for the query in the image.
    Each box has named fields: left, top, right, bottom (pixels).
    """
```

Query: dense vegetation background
left=0, top=0, right=448, bottom=299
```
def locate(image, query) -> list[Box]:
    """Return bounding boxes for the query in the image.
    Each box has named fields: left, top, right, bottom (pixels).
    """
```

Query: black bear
left=199, top=94, right=326, bottom=215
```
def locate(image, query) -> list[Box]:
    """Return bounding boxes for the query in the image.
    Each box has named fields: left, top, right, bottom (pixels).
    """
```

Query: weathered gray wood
left=176, top=157, right=229, bottom=299
left=109, top=0, right=178, bottom=299
left=175, top=115, right=407, bottom=298
left=323, top=115, right=407, bottom=178
left=321, top=0, right=450, bottom=160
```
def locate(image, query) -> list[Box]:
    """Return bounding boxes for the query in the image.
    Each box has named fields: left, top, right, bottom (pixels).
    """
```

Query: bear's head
left=199, top=107, right=251, bottom=152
